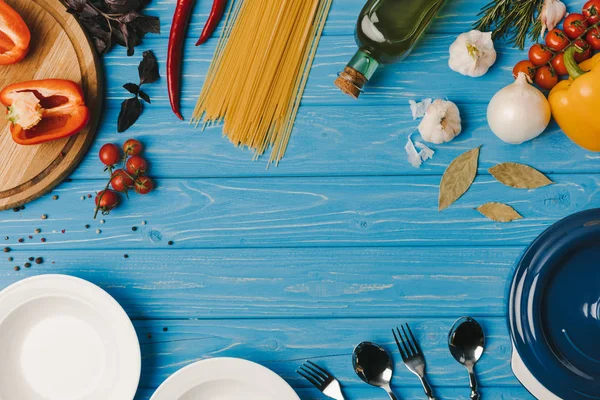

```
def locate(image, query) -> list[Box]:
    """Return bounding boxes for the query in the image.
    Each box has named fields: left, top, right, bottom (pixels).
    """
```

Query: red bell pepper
left=0, top=0, right=30, bottom=65
left=0, top=79, right=90, bottom=145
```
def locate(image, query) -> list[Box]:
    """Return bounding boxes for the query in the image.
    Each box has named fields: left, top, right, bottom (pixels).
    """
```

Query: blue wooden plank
left=0, top=247, right=521, bottom=319
left=130, top=318, right=522, bottom=388
left=1, top=175, right=597, bottom=249
left=102, top=35, right=531, bottom=108
left=135, top=387, right=534, bottom=400
left=70, top=105, right=598, bottom=180
left=146, top=0, right=586, bottom=38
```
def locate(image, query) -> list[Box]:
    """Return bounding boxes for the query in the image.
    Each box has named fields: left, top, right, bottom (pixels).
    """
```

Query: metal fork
left=393, top=324, right=437, bottom=400
left=297, top=360, right=346, bottom=400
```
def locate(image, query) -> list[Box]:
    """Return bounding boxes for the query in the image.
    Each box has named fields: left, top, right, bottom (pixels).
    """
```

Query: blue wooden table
left=1, top=0, right=597, bottom=398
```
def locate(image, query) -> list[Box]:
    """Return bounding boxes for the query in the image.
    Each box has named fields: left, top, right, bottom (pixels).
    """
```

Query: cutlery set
left=297, top=318, right=485, bottom=400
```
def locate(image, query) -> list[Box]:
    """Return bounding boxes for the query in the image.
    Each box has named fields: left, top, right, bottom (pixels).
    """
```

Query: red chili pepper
left=196, top=0, right=228, bottom=46
left=0, top=79, right=90, bottom=145
left=167, top=0, right=195, bottom=120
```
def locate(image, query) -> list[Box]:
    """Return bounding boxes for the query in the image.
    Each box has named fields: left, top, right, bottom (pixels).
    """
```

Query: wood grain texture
left=145, top=0, right=586, bottom=38
left=136, top=387, right=533, bottom=400
left=0, top=0, right=102, bottom=210
left=0, top=247, right=521, bottom=319
left=68, top=105, right=598, bottom=179
left=0, top=0, right=592, bottom=398
left=103, top=35, right=528, bottom=107
left=1, top=175, right=597, bottom=250
left=130, top=318, right=521, bottom=389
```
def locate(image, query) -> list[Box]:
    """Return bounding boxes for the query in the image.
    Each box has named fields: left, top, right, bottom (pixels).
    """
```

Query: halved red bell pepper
left=0, top=0, right=30, bottom=65
left=0, top=79, right=90, bottom=145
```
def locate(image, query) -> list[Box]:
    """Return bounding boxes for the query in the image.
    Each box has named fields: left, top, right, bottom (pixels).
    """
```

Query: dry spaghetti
left=192, top=0, right=332, bottom=165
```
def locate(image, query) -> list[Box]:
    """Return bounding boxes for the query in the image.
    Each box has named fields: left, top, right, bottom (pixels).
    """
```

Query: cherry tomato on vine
left=95, top=190, right=119, bottom=213
left=123, top=139, right=143, bottom=156
left=110, top=169, right=134, bottom=192
left=535, top=65, right=559, bottom=90
left=585, top=27, right=600, bottom=50
left=563, top=13, right=589, bottom=39
left=126, top=155, right=148, bottom=176
left=513, top=60, right=537, bottom=81
left=99, top=143, right=120, bottom=166
left=573, top=40, right=593, bottom=62
left=583, top=0, right=600, bottom=24
left=528, top=44, right=554, bottom=66
left=134, top=176, right=154, bottom=195
left=545, top=29, right=570, bottom=51
left=551, top=53, right=568, bottom=75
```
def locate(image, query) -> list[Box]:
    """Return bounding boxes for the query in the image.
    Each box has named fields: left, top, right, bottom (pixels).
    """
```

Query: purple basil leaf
left=129, top=15, right=160, bottom=35
left=118, top=11, right=139, bottom=24
left=138, top=90, right=151, bottom=104
left=81, top=16, right=112, bottom=53
left=63, top=0, right=88, bottom=12
left=138, top=50, right=159, bottom=84
left=117, top=97, right=142, bottom=132
left=103, top=0, right=140, bottom=14
left=123, top=83, right=140, bottom=95
left=93, top=37, right=108, bottom=54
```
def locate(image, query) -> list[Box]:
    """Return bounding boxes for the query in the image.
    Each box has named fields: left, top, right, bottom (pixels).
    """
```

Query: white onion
left=487, top=73, right=551, bottom=144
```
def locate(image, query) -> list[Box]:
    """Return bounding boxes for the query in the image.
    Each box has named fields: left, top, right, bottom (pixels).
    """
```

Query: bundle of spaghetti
left=191, top=0, right=332, bottom=165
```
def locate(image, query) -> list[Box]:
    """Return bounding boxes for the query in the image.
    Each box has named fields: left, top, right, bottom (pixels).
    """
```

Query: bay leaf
left=489, top=162, right=553, bottom=189
left=477, top=202, right=523, bottom=222
left=439, top=146, right=481, bottom=211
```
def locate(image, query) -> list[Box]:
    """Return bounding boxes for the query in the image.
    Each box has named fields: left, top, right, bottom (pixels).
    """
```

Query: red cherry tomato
left=513, top=60, right=537, bottom=81
left=585, top=27, right=600, bottom=50
left=563, top=13, right=589, bottom=39
left=545, top=29, right=570, bottom=52
left=134, top=176, right=154, bottom=195
left=99, top=143, right=120, bottom=166
left=528, top=44, right=554, bottom=66
left=123, top=139, right=143, bottom=156
left=95, top=190, right=119, bottom=213
left=110, top=169, right=134, bottom=192
left=534, top=65, right=559, bottom=90
left=583, top=0, right=600, bottom=24
left=551, top=53, right=568, bottom=76
left=126, top=156, right=148, bottom=176
left=572, top=40, right=592, bottom=62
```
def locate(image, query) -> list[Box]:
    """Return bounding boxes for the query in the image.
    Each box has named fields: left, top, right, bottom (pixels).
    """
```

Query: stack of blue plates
left=508, top=209, right=600, bottom=399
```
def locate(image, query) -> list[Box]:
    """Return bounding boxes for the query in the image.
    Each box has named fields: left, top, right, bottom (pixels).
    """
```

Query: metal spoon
left=448, top=317, right=485, bottom=400
left=352, top=341, right=399, bottom=400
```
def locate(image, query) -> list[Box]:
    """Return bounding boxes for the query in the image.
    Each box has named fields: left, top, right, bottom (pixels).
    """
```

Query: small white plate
left=150, top=358, right=300, bottom=400
left=0, top=275, right=141, bottom=400
left=512, top=345, right=561, bottom=400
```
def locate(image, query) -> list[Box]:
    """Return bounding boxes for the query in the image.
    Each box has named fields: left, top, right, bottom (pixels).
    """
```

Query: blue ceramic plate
left=509, top=209, right=600, bottom=399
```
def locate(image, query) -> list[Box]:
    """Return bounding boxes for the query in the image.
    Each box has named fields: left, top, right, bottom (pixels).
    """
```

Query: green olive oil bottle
left=335, top=0, right=446, bottom=98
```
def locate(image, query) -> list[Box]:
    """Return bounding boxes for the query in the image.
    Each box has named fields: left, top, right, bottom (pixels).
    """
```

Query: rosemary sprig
left=474, top=0, right=544, bottom=50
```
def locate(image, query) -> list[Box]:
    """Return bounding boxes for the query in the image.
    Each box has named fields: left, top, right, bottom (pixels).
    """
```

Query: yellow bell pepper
left=549, top=47, right=600, bottom=152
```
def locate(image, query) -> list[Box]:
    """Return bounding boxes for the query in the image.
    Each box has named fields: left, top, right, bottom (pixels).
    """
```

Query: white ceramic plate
left=150, top=358, right=300, bottom=400
left=512, top=345, right=561, bottom=400
left=0, top=274, right=141, bottom=400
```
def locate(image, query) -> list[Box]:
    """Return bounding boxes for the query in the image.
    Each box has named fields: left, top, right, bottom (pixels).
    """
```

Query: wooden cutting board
left=0, top=0, right=102, bottom=210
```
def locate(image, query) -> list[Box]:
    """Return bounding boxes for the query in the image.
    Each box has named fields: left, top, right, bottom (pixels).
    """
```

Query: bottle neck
left=347, top=50, right=380, bottom=81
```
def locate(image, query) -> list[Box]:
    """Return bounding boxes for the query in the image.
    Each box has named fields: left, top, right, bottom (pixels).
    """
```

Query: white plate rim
left=511, top=344, right=561, bottom=400
left=0, top=274, right=141, bottom=400
left=150, top=357, right=300, bottom=400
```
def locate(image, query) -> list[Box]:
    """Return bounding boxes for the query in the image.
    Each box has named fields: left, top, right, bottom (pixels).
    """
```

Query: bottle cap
left=335, top=67, right=367, bottom=99
left=334, top=50, right=379, bottom=99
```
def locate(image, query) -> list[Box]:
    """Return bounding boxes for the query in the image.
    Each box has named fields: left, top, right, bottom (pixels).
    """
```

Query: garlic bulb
left=418, top=99, right=462, bottom=144
left=449, top=30, right=497, bottom=77
left=487, top=73, right=551, bottom=144
left=540, top=0, right=567, bottom=37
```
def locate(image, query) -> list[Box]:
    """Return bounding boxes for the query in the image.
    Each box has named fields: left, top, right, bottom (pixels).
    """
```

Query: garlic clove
left=449, top=30, right=497, bottom=78
left=418, top=99, right=462, bottom=144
